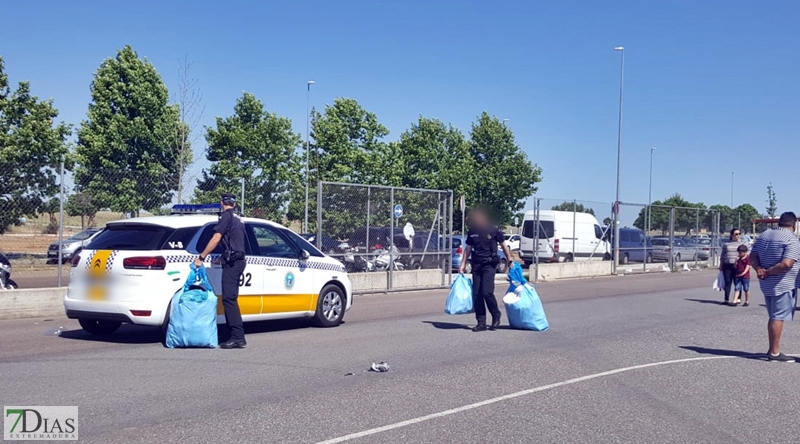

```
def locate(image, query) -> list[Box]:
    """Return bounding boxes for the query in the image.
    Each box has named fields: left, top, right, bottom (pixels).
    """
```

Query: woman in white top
left=720, top=228, right=746, bottom=304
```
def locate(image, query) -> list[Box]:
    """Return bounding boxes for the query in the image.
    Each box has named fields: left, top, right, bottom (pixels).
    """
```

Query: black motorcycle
left=0, top=250, right=18, bottom=289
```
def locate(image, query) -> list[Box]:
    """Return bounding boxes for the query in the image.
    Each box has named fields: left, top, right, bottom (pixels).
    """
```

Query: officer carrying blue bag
left=445, top=274, right=474, bottom=315
left=503, top=263, right=549, bottom=331
left=165, top=264, right=219, bottom=348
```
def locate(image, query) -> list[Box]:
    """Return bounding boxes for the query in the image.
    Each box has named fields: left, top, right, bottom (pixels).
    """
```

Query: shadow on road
left=679, top=345, right=765, bottom=361
left=422, top=321, right=471, bottom=330
left=684, top=298, right=729, bottom=306
left=58, top=319, right=324, bottom=345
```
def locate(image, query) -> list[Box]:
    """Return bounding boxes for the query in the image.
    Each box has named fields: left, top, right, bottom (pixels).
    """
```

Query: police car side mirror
left=299, top=250, right=310, bottom=261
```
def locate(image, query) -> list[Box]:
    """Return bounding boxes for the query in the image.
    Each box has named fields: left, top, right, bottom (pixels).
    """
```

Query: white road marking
left=314, top=355, right=739, bottom=444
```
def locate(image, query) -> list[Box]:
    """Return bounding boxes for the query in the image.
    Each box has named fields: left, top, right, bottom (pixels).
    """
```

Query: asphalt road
left=2, top=271, right=799, bottom=443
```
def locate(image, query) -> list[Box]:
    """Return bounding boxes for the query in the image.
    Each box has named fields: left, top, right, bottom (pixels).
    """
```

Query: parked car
left=446, top=235, right=509, bottom=274
left=605, top=227, right=653, bottom=264
left=300, top=233, right=349, bottom=254
left=519, top=210, right=610, bottom=266
left=47, top=228, right=103, bottom=264
left=684, top=238, right=711, bottom=260
left=504, top=234, right=520, bottom=251
left=650, top=237, right=696, bottom=262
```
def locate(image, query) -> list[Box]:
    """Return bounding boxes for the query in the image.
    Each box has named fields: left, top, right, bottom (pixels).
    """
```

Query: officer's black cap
left=221, top=193, right=236, bottom=205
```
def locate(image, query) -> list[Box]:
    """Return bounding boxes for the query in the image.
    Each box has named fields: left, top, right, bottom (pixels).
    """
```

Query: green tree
left=733, top=203, right=760, bottom=232
left=66, top=192, right=99, bottom=229
left=468, top=112, right=542, bottom=224
left=707, top=204, right=733, bottom=233
left=75, top=45, right=183, bottom=216
left=0, top=56, right=72, bottom=234
left=394, top=116, right=476, bottom=231
left=602, top=217, right=613, bottom=226
left=632, top=194, right=705, bottom=234
left=290, top=98, right=393, bottom=235
left=551, top=201, right=595, bottom=216
left=195, top=92, right=301, bottom=222
left=766, top=183, right=777, bottom=218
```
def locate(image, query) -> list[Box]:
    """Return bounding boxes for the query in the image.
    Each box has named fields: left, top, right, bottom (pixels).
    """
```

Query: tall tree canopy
left=468, top=112, right=542, bottom=224
left=0, top=56, right=71, bottom=234
left=75, top=45, right=183, bottom=216
left=551, top=201, right=595, bottom=215
left=195, top=92, right=301, bottom=221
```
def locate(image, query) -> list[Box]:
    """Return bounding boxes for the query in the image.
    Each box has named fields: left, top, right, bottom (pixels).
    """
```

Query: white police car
left=64, top=204, right=353, bottom=337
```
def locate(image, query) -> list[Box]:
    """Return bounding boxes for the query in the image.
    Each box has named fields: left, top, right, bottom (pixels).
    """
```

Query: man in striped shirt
left=750, top=212, right=800, bottom=363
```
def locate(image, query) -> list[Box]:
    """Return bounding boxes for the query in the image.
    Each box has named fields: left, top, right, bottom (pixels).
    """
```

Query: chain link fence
left=317, top=182, right=453, bottom=292
left=520, top=198, right=723, bottom=283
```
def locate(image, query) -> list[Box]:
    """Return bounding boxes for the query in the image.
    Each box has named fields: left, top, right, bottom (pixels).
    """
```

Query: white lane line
left=314, top=356, right=737, bottom=444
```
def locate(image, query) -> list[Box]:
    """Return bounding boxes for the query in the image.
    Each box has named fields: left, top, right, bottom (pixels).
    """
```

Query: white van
left=518, top=210, right=610, bottom=266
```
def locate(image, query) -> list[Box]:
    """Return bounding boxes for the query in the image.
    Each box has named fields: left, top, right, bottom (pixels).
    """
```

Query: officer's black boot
left=472, top=318, right=488, bottom=332
left=489, top=313, right=502, bottom=331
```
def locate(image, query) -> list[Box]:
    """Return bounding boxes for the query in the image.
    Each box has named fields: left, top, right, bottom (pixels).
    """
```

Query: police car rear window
left=87, top=224, right=175, bottom=251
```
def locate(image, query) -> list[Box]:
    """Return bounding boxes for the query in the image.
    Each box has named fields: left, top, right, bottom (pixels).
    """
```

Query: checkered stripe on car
left=83, top=252, right=94, bottom=268
left=158, top=254, right=345, bottom=272
left=105, top=251, right=118, bottom=271
left=164, top=254, right=218, bottom=263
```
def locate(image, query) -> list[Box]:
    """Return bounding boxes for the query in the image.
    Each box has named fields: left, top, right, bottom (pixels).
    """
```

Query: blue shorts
left=765, top=291, right=796, bottom=321
left=734, top=277, right=750, bottom=292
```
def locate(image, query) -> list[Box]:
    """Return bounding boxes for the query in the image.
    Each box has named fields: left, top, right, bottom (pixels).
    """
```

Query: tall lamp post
left=613, top=46, right=625, bottom=273
left=304, top=80, right=315, bottom=234
left=730, top=171, right=735, bottom=208
left=647, top=146, right=656, bottom=236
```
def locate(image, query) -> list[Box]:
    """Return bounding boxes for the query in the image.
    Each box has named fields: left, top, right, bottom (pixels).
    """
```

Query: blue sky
left=2, top=0, right=798, bottom=220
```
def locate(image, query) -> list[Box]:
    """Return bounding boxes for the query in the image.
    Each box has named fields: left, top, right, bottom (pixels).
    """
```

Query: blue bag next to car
left=165, top=265, right=219, bottom=348
left=445, top=274, right=474, bottom=315
left=503, top=263, right=549, bottom=331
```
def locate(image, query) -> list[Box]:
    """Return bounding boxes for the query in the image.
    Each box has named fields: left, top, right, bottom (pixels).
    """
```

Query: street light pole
left=730, top=170, right=735, bottom=209
left=647, top=146, right=656, bottom=236
left=613, top=46, right=625, bottom=273
left=304, top=80, right=315, bottom=234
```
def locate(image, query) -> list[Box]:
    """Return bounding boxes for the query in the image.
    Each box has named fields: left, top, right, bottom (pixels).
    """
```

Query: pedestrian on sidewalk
left=750, top=212, right=800, bottom=363
left=732, top=244, right=751, bottom=307
left=458, top=207, right=514, bottom=332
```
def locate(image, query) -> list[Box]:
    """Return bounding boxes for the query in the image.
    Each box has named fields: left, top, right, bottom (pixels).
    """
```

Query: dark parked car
left=444, top=235, right=509, bottom=274
left=604, top=227, right=653, bottom=264
left=300, top=233, right=349, bottom=254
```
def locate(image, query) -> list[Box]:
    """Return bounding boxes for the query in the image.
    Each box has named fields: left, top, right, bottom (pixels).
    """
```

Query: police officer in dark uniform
left=459, top=207, right=514, bottom=332
left=195, top=193, right=247, bottom=349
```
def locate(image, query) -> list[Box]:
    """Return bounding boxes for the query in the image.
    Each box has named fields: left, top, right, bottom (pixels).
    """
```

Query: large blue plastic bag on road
left=445, top=274, right=474, bottom=315
left=503, top=263, right=549, bottom=331
left=166, top=265, right=219, bottom=348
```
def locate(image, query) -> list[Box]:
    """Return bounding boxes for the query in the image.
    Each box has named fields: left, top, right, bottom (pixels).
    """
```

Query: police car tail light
left=123, top=256, right=167, bottom=270
left=71, top=254, right=81, bottom=268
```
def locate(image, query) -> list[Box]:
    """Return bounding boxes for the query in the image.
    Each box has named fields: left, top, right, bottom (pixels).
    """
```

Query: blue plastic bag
left=445, top=274, right=474, bottom=315
left=503, top=263, right=549, bottom=331
left=165, top=265, right=219, bottom=348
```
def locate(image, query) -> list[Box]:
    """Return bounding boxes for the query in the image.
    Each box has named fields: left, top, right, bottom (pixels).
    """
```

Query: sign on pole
left=393, top=204, right=403, bottom=219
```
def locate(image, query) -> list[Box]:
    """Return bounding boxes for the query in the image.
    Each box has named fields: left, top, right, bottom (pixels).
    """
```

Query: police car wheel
left=78, top=319, right=122, bottom=336
left=314, top=284, right=345, bottom=327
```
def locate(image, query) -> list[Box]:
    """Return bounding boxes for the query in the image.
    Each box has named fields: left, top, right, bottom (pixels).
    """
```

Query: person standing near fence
left=195, top=193, right=248, bottom=349
left=749, top=212, right=800, bottom=363
left=720, top=228, right=745, bottom=304
left=458, top=207, right=514, bottom=332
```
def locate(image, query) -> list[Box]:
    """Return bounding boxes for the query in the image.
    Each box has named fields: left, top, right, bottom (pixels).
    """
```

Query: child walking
left=732, top=244, right=751, bottom=306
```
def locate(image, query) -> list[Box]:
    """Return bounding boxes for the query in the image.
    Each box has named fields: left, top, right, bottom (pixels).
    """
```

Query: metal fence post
left=316, top=183, right=323, bottom=250
left=572, top=199, right=577, bottom=262
left=389, top=187, right=394, bottom=291
left=533, top=198, right=540, bottom=283
left=613, top=201, right=619, bottom=275
left=668, top=207, right=676, bottom=270
left=57, top=160, right=65, bottom=287
left=695, top=208, right=700, bottom=268
left=448, top=191, right=454, bottom=286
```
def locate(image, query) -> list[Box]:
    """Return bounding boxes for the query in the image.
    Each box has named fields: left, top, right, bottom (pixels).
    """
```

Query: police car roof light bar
left=171, top=203, right=222, bottom=215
